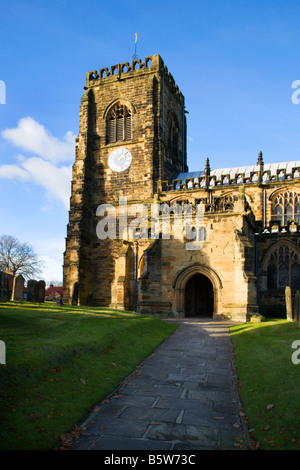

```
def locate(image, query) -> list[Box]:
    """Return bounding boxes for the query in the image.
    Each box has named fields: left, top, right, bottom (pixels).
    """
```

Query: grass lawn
left=0, top=301, right=177, bottom=450
left=231, top=319, right=300, bottom=450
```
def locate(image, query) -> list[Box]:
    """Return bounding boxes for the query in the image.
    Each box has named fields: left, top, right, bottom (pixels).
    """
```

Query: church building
left=63, top=54, right=300, bottom=321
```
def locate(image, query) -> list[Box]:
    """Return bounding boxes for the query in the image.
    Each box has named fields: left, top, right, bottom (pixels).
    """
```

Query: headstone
left=12, top=274, right=25, bottom=301
left=285, top=286, right=293, bottom=321
left=0, top=271, right=9, bottom=302
left=0, top=340, right=5, bottom=365
left=27, top=280, right=39, bottom=302
left=72, top=282, right=79, bottom=305
left=38, top=280, right=45, bottom=303
left=294, top=291, right=299, bottom=323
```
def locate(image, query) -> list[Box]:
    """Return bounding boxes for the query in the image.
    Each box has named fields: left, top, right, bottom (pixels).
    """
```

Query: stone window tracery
left=273, top=191, right=300, bottom=225
left=107, top=103, right=132, bottom=144
left=266, top=244, right=300, bottom=290
left=167, top=112, right=179, bottom=153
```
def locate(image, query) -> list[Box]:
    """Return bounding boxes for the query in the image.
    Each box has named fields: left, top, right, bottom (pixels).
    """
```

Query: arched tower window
left=167, top=111, right=179, bottom=153
left=273, top=191, right=300, bottom=225
left=266, top=243, right=300, bottom=290
left=107, top=102, right=132, bottom=144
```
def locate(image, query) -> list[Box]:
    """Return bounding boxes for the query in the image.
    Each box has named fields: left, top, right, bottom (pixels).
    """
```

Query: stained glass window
left=267, top=244, right=300, bottom=289
left=273, top=191, right=300, bottom=224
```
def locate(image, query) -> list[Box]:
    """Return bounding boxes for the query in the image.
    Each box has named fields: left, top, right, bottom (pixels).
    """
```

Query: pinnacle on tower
left=205, top=157, right=211, bottom=175
left=257, top=151, right=264, bottom=165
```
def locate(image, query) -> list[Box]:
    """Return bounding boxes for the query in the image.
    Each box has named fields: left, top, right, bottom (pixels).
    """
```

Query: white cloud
left=22, top=157, right=72, bottom=208
left=0, top=117, right=75, bottom=208
left=0, top=164, right=30, bottom=180
left=2, top=117, right=75, bottom=164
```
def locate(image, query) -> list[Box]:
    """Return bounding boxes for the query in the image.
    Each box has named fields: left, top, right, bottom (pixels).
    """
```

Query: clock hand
left=119, top=151, right=129, bottom=160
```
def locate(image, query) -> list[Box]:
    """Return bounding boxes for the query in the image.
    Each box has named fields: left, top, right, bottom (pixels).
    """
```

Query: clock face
left=108, top=147, right=132, bottom=172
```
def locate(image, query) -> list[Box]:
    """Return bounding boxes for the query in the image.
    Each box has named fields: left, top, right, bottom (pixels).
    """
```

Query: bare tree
left=0, top=234, right=43, bottom=279
left=47, top=280, right=63, bottom=288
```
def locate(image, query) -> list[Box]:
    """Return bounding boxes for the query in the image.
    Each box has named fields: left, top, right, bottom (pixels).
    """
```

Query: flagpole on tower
left=133, top=33, right=138, bottom=60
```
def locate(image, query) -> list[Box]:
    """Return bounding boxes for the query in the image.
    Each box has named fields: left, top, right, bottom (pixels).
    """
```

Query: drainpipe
left=161, top=73, right=164, bottom=143
left=263, top=187, right=266, bottom=228
left=182, top=106, right=185, bottom=171
left=161, top=72, right=164, bottom=182
left=133, top=241, right=138, bottom=311
left=254, top=234, right=258, bottom=278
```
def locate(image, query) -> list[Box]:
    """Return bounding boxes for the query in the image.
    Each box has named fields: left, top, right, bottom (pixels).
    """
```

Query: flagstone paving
left=72, top=318, right=253, bottom=450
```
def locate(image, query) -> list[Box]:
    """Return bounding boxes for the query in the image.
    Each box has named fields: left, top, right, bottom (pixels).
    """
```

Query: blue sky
left=1, top=0, right=300, bottom=283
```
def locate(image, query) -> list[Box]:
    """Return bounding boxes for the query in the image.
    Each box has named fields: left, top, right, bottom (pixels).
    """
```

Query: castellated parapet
left=85, top=54, right=184, bottom=105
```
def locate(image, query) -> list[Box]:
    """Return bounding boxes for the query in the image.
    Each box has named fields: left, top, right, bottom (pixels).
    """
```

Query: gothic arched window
left=167, top=112, right=179, bottom=153
left=107, top=103, right=132, bottom=144
left=266, top=244, right=300, bottom=290
left=273, top=191, right=300, bottom=225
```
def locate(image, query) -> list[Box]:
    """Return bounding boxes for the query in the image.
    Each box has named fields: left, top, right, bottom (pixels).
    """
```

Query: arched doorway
left=173, top=264, right=222, bottom=318
left=184, top=273, right=213, bottom=317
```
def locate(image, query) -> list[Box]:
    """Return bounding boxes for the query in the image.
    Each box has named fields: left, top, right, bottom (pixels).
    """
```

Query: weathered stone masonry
left=63, top=54, right=300, bottom=321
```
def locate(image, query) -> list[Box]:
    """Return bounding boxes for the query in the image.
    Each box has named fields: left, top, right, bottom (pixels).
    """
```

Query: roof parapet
left=85, top=54, right=184, bottom=102
left=86, top=54, right=162, bottom=86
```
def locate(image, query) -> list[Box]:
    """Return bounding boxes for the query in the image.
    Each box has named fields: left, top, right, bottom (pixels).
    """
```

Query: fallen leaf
left=80, top=378, right=86, bottom=385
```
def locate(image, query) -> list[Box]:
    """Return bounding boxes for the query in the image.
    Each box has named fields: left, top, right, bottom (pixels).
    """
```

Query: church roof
left=172, top=160, right=300, bottom=182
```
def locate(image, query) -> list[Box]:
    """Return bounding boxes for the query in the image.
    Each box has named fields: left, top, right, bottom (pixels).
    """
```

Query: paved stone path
left=73, top=319, right=253, bottom=450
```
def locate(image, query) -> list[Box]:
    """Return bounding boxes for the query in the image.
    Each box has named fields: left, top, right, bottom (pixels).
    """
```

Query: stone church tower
left=63, top=55, right=187, bottom=307
left=63, top=54, right=300, bottom=321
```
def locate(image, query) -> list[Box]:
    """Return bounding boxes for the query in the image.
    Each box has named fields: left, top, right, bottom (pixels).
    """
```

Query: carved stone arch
left=220, top=188, right=253, bottom=204
left=168, top=195, right=196, bottom=205
left=269, top=186, right=300, bottom=225
left=172, top=264, right=222, bottom=318
left=102, top=98, right=137, bottom=119
left=104, top=99, right=136, bottom=144
left=268, top=185, right=300, bottom=201
left=260, top=240, right=300, bottom=290
left=167, top=109, right=179, bottom=126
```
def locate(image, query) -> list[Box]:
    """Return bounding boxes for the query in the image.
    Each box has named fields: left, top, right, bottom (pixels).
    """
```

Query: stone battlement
left=85, top=54, right=184, bottom=101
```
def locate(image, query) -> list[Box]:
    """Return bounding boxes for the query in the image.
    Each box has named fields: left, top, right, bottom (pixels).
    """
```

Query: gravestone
left=27, top=280, right=39, bottom=302
left=0, top=271, right=9, bottom=302
left=285, top=286, right=293, bottom=321
left=12, top=274, right=25, bottom=301
left=294, top=291, right=299, bottom=323
left=38, top=280, right=45, bottom=303
left=72, top=282, right=79, bottom=305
